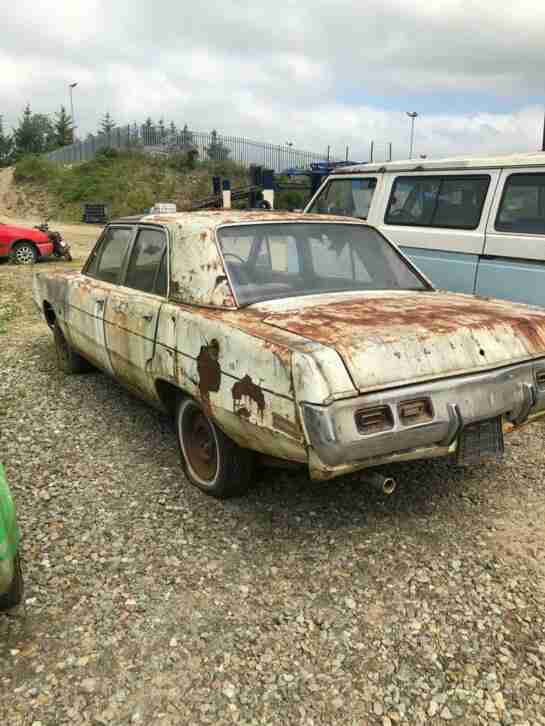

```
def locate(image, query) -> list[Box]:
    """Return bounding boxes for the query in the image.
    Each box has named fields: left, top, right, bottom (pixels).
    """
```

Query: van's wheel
left=10, top=242, right=37, bottom=265
left=176, top=398, right=253, bottom=498
left=54, top=323, right=93, bottom=374
left=0, top=554, right=24, bottom=611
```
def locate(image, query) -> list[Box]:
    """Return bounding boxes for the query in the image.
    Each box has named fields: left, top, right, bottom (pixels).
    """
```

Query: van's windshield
left=218, top=222, right=430, bottom=306
left=308, top=178, right=377, bottom=219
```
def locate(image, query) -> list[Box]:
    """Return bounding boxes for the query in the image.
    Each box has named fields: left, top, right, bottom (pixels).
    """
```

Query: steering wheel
left=224, top=252, right=252, bottom=285
left=388, top=209, right=414, bottom=223
left=224, top=252, right=246, bottom=264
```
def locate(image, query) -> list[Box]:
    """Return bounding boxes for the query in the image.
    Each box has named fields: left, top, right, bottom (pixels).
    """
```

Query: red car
left=0, top=222, right=54, bottom=264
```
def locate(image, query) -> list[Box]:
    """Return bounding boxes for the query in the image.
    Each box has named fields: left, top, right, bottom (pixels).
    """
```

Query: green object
left=0, top=464, right=19, bottom=563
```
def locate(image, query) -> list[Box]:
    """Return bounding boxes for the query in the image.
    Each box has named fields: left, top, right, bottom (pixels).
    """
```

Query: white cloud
left=1, top=0, right=544, bottom=160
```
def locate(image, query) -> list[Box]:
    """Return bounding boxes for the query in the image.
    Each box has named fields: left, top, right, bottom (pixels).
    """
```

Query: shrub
left=14, top=155, right=57, bottom=183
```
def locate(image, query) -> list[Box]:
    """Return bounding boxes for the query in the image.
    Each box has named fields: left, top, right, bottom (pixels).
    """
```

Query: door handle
left=95, top=298, right=105, bottom=307
left=142, top=313, right=154, bottom=322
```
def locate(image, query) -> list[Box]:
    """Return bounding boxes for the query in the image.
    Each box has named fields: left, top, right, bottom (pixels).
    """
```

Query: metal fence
left=44, top=126, right=334, bottom=171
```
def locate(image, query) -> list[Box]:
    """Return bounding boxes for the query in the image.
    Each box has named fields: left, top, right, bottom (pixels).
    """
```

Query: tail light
left=536, top=369, right=545, bottom=391
left=355, top=405, right=393, bottom=435
left=398, top=398, right=433, bottom=425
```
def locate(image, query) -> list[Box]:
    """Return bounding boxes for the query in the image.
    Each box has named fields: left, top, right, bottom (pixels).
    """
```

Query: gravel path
left=1, top=228, right=545, bottom=725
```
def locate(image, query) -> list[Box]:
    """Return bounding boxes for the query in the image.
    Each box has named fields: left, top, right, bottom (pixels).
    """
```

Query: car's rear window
left=217, top=222, right=429, bottom=306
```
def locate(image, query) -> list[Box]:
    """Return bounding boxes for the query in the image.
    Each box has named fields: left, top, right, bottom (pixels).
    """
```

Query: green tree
left=0, top=116, right=14, bottom=167
left=206, top=129, right=230, bottom=161
left=169, top=121, right=177, bottom=136
left=141, top=117, right=156, bottom=144
left=180, top=124, right=194, bottom=149
left=100, top=112, right=116, bottom=135
left=53, top=106, right=74, bottom=147
left=158, top=118, right=166, bottom=140
left=13, top=105, right=55, bottom=158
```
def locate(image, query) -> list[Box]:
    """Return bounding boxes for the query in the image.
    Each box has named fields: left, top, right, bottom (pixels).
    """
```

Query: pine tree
left=181, top=124, right=194, bottom=149
left=141, top=117, right=155, bottom=145
left=158, top=118, right=166, bottom=140
left=99, top=112, right=116, bottom=136
left=53, top=106, right=74, bottom=147
left=13, top=104, right=55, bottom=157
left=0, top=115, right=14, bottom=167
left=206, top=129, right=230, bottom=161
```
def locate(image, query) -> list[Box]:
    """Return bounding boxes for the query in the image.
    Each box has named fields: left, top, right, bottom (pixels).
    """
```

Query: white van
left=305, top=152, right=545, bottom=306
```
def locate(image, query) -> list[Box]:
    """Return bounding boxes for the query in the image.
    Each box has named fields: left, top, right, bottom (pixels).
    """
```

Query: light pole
left=406, top=111, right=418, bottom=159
left=69, top=82, right=78, bottom=140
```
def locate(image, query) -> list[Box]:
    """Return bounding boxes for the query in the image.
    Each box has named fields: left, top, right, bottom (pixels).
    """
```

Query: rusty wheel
left=184, top=407, right=218, bottom=482
left=176, top=398, right=254, bottom=498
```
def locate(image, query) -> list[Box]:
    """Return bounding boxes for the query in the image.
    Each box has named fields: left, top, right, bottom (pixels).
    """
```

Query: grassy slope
left=13, top=152, right=250, bottom=222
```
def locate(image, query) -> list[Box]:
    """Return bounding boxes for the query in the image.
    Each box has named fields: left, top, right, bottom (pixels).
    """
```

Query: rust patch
left=196, top=340, right=221, bottom=407
left=261, top=294, right=545, bottom=358
left=232, top=374, right=265, bottom=419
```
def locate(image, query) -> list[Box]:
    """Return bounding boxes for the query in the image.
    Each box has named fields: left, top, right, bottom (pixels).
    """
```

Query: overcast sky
left=3, top=0, right=545, bottom=161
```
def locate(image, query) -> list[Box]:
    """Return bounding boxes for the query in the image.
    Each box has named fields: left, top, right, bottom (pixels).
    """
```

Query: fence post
left=262, top=168, right=274, bottom=209
left=222, top=179, right=231, bottom=209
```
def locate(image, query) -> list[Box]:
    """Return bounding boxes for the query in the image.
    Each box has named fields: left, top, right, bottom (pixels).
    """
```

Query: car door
left=476, top=169, right=545, bottom=306
left=66, top=225, right=134, bottom=373
left=104, top=225, right=168, bottom=399
left=378, top=171, right=498, bottom=294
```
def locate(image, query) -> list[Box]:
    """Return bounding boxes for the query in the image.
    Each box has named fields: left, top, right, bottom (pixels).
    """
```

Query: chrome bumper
left=302, top=359, right=545, bottom=468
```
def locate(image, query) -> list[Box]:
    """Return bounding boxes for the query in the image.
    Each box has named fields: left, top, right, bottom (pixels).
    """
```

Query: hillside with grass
left=11, top=150, right=251, bottom=222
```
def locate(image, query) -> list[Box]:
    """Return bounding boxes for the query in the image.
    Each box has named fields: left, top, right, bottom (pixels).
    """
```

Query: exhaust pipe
left=361, top=471, right=397, bottom=495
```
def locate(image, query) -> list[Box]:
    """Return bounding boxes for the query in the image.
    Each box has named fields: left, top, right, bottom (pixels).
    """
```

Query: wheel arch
left=155, top=379, right=188, bottom=416
left=11, top=238, right=41, bottom=256
left=43, top=301, right=56, bottom=328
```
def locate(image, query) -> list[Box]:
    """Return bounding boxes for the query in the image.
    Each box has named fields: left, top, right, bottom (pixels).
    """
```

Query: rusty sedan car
left=33, top=210, right=545, bottom=498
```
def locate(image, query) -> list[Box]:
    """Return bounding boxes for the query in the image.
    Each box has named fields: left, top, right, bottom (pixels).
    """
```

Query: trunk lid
left=259, top=291, right=545, bottom=393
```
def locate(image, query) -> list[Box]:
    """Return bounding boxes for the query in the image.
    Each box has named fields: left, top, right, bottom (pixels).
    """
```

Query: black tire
left=0, top=554, right=24, bottom=611
left=10, top=242, right=38, bottom=265
left=176, top=397, right=253, bottom=498
left=54, top=323, right=93, bottom=374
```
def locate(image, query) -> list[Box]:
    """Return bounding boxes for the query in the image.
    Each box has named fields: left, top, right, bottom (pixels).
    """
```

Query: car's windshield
left=217, top=222, right=430, bottom=306
left=308, top=178, right=377, bottom=219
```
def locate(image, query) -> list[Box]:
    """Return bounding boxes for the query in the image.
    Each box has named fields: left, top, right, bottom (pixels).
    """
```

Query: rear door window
left=87, top=227, right=133, bottom=282
left=495, top=173, right=545, bottom=234
left=124, top=228, right=167, bottom=294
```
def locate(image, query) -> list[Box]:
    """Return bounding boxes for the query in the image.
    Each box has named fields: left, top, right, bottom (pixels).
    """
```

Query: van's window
left=385, top=175, right=490, bottom=229
left=308, top=178, right=377, bottom=219
left=124, top=228, right=167, bottom=294
left=90, top=227, right=133, bottom=283
left=496, top=173, right=545, bottom=234
left=218, top=222, right=429, bottom=305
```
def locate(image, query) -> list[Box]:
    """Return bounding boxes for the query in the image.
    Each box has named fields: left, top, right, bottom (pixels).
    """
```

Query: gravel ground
left=1, top=227, right=545, bottom=725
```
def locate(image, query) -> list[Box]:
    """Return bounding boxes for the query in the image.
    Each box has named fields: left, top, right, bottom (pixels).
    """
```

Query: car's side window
left=495, top=173, right=545, bottom=234
left=88, top=227, right=133, bottom=282
left=124, top=228, right=167, bottom=295
left=385, top=175, right=490, bottom=229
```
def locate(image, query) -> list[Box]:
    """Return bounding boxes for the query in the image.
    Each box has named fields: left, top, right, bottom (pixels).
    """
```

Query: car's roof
left=333, top=150, right=545, bottom=175
left=111, top=209, right=369, bottom=229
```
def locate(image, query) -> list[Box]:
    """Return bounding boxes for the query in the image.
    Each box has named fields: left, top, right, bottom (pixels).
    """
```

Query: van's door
left=476, top=169, right=545, bottom=306
left=378, top=170, right=499, bottom=294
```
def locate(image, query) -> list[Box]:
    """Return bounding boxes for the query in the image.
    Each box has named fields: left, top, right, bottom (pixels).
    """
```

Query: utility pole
left=406, top=111, right=418, bottom=159
left=542, top=112, right=545, bottom=151
left=69, top=82, right=78, bottom=140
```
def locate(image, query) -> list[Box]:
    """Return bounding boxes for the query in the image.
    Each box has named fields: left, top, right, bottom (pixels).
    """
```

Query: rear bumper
left=302, top=359, right=545, bottom=478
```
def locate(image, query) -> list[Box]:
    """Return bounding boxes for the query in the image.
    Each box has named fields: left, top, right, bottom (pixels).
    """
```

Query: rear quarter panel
left=153, top=302, right=308, bottom=463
